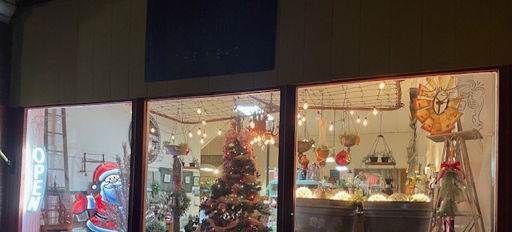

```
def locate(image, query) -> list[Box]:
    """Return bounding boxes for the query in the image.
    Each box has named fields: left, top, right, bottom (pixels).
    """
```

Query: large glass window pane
left=294, top=73, right=497, bottom=232
left=144, top=91, right=280, bottom=232
left=21, top=103, right=132, bottom=232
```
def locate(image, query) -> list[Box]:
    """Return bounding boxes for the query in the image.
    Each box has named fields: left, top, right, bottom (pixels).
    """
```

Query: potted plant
left=151, top=182, right=161, bottom=196
left=189, top=157, right=199, bottom=167
left=381, top=151, right=392, bottom=162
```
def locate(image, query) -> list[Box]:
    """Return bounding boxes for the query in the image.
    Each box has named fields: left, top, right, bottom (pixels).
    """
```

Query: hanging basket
left=297, top=139, right=315, bottom=154
left=339, top=111, right=360, bottom=149
left=339, top=133, right=361, bottom=148
left=315, top=146, right=330, bottom=166
left=164, top=143, right=190, bottom=156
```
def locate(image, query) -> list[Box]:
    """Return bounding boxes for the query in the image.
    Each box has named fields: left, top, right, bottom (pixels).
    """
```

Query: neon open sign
left=26, top=147, right=47, bottom=212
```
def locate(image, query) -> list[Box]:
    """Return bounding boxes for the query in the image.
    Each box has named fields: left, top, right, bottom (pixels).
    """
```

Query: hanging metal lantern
left=366, top=113, right=395, bottom=164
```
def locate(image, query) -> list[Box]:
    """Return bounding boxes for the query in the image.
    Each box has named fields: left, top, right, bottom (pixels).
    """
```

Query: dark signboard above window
left=145, top=0, right=277, bottom=82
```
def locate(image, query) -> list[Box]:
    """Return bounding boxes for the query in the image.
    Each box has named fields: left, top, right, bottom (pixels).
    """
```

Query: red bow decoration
left=437, top=161, right=465, bottom=183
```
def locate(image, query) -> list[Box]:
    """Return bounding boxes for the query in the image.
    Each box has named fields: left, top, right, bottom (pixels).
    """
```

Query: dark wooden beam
left=498, top=65, right=512, bottom=232
left=277, top=85, right=296, bottom=231
left=128, top=98, right=147, bottom=232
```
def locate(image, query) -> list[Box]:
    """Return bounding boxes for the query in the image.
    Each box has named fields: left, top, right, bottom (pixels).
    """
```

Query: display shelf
left=364, top=162, right=396, bottom=166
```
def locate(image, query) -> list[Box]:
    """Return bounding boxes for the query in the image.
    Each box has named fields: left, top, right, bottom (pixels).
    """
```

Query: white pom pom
left=92, top=185, right=97, bottom=190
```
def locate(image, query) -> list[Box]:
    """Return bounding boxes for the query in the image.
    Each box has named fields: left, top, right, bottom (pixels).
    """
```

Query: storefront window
left=294, top=73, right=497, bottom=231
left=144, top=91, right=280, bottom=232
left=20, top=103, right=132, bottom=231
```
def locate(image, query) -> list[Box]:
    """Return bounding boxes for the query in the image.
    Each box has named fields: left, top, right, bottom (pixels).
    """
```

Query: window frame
left=2, top=67, right=510, bottom=231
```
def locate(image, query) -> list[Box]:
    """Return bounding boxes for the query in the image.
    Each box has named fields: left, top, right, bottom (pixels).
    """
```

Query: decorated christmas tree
left=200, top=120, right=270, bottom=232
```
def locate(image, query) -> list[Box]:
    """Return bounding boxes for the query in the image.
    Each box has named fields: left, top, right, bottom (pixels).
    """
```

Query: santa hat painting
left=92, top=163, right=120, bottom=190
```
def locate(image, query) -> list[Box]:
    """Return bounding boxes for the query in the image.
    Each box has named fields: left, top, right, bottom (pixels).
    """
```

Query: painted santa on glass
left=73, top=163, right=126, bottom=232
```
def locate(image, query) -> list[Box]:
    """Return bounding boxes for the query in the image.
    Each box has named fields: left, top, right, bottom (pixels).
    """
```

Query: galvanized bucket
left=295, top=198, right=356, bottom=232
left=362, top=202, right=432, bottom=232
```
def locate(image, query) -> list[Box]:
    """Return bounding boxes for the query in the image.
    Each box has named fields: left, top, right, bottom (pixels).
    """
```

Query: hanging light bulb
left=350, top=110, right=355, bottom=115
left=188, top=131, right=193, bottom=138
left=303, top=102, right=309, bottom=110
left=378, top=82, right=385, bottom=89
left=315, top=111, right=321, bottom=120
left=197, top=128, right=202, bottom=135
left=217, top=129, right=222, bottom=136
left=171, top=134, right=175, bottom=140
left=326, top=156, right=335, bottom=163
left=202, top=120, right=207, bottom=125
left=301, top=116, right=306, bottom=122
left=250, top=140, right=254, bottom=145
left=329, top=122, right=334, bottom=131
left=363, top=117, right=368, bottom=126
left=298, top=120, right=303, bottom=126
left=356, top=116, right=361, bottom=123
left=270, top=137, right=275, bottom=145
left=297, top=113, right=302, bottom=119
left=150, top=127, right=156, bottom=133
left=264, top=139, right=270, bottom=145
left=249, top=120, right=255, bottom=129
left=196, top=108, right=202, bottom=114
left=200, top=138, right=204, bottom=144
left=203, top=133, right=207, bottom=138
left=373, top=107, right=379, bottom=116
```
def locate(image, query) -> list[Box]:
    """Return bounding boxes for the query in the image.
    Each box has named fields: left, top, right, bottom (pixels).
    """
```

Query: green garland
left=437, top=171, right=465, bottom=216
left=171, top=189, right=191, bottom=219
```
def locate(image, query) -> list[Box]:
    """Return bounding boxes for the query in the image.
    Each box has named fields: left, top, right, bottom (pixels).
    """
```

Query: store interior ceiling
left=150, top=80, right=404, bottom=125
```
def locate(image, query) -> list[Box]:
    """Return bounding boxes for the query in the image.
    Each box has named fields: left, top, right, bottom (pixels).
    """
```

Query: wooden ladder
left=44, top=108, right=70, bottom=192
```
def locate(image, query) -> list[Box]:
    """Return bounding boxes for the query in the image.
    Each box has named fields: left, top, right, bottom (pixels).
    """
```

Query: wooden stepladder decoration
left=429, top=128, right=485, bottom=232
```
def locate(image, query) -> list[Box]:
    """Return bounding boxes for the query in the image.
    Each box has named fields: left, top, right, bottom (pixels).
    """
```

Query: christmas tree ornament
left=415, top=76, right=463, bottom=135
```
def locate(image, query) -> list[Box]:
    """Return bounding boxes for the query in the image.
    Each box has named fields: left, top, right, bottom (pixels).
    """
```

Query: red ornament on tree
left=335, top=150, right=351, bottom=166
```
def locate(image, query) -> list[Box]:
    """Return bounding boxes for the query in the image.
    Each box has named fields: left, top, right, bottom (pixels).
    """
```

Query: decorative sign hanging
left=415, top=76, right=463, bottom=135
left=145, top=0, right=277, bottom=81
